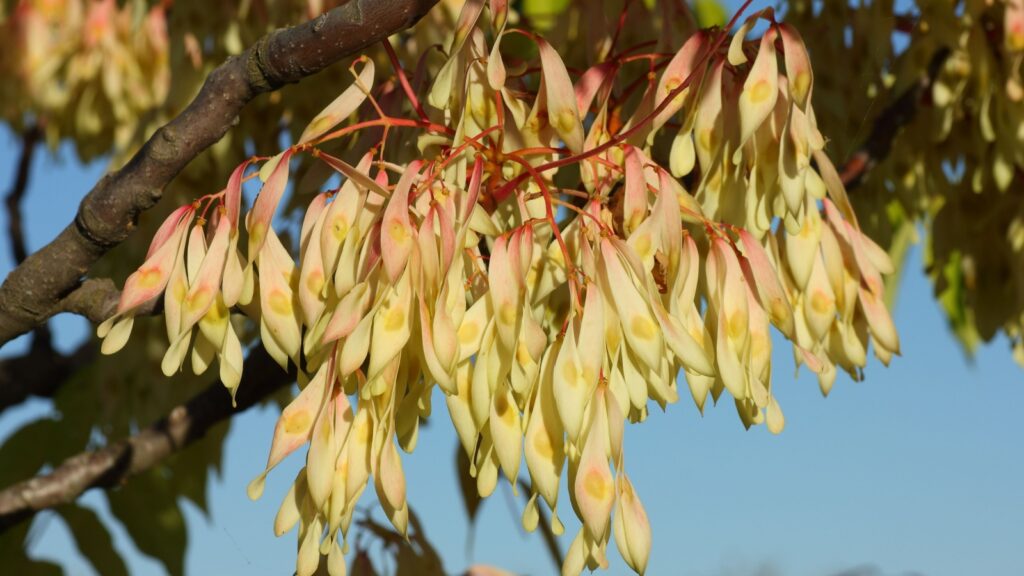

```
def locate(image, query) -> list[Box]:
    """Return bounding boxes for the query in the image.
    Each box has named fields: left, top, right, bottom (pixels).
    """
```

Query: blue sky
left=2, top=1, right=1023, bottom=575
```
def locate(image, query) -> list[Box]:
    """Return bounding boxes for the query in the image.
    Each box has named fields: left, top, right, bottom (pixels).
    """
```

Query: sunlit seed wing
left=536, top=37, right=585, bottom=153
left=297, top=58, right=374, bottom=145
left=247, top=150, right=293, bottom=260
left=248, top=365, right=330, bottom=500
left=381, top=160, right=422, bottom=283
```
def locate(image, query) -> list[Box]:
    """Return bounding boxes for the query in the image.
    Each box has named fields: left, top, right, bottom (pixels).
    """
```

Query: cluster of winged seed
left=99, top=3, right=900, bottom=575
left=905, top=0, right=1024, bottom=363
left=0, top=0, right=169, bottom=155
left=788, top=0, right=1024, bottom=366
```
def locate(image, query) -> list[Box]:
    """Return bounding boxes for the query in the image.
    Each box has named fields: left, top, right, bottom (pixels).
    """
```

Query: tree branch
left=0, top=276, right=162, bottom=415
left=55, top=278, right=161, bottom=326
left=0, top=278, right=161, bottom=415
left=0, top=347, right=293, bottom=533
left=0, top=340, right=95, bottom=415
left=840, top=47, right=951, bottom=188
left=3, top=124, right=54, bottom=355
left=5, top=125, right=42, bottom=266
left=0, top=0, right=439, bottom=348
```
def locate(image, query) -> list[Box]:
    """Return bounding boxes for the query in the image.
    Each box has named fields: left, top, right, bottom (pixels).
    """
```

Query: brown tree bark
left=0, top=0, right=439, bottom=348
left=0, top=347, right=292, bottom=533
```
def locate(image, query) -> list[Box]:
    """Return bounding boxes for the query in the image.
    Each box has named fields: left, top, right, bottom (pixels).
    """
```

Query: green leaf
left=935, top=250, right=981, bottom=355
left=0, top=419, right=61, bottom=488
left=57, top=504, right=129, bottom=576
left=881, top=205, right=913, bottom=311
left=693, top=0, right=727, bottom=28
left=0, top=515, right=66, bottom=576
left=167, top=420, right=230, bottom=516
left=522, top=0, right=570, bottom=18
left=11, top=559, right=62, bottom=576
left=107, top=470, right=186, bottom=576
left=522, top=0, right=570, bottom=30
left=52, top=364, right=108, bottom=447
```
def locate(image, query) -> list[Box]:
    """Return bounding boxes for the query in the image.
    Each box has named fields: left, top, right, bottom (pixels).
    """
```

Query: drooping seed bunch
left=0, top=0, right=169, bottom=154
left=98, top=2, right=899, bottom=575
left=787, top=0, right=1024, bottom=366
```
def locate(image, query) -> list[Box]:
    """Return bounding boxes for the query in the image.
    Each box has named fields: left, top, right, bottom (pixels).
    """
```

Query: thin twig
left=383, top=40, right=429, bottom=122
left=5, top=125, right=42, bottom=265
left=840, top=48, right=951, bottom=188
left=2, top=125, right=52, bottom=352
left=516, top=479, right=564, bottom=571
left=0, top=0, right=440, bottom=349
left=0, top=346, right=292, bottom=533
left=0, top=340, right=95, bottom=415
